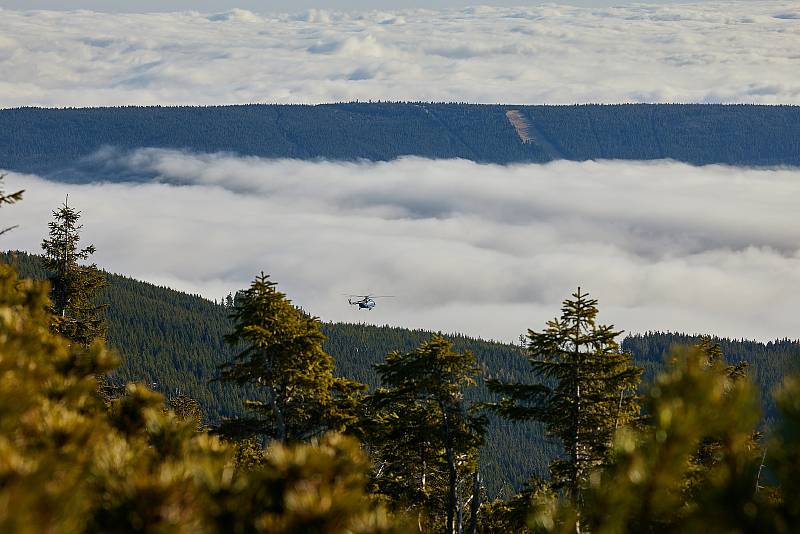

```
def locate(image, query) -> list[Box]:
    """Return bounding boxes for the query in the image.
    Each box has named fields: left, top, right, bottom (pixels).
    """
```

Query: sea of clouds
left=3, top=154, right=799, bottom=343
left=0, top=2, right=799, bottom=106
left=1, top=2, right=799, bottom=343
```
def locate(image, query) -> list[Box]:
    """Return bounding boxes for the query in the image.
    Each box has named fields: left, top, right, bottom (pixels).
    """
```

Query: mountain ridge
left=2, top=103, right=799, bottom=181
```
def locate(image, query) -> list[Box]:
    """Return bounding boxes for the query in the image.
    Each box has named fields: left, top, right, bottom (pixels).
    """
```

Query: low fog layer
left=1, top=2, right=799, bottom=106
left=2, top=154, right=798, bottom=343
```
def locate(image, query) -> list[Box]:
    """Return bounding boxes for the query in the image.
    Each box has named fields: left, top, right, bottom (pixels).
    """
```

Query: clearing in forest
left=505, top=109, right=532, bottom=144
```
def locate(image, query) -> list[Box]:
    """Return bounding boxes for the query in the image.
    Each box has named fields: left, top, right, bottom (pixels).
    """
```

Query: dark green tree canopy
left=369, top=335, right=487, bottom=533
left=489, top=288, right=642, bottom=514
left=218, top=272, right=363, bottom=444
left=41, top=198, right=106, bottom=346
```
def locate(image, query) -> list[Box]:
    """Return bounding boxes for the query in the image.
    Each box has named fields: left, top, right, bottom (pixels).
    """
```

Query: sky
left=1, top=1, right=798, bottom=343
left=1, top=2, right=799, bottom=106
left=3, top=157, right=799, bottom=344
left=0, top=1, right=718, bottom=11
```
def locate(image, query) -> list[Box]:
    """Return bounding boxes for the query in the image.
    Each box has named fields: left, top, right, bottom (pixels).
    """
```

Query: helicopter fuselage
left=349, top=298, right=376, bottom=310
left=348, top=294, right=393, bottom=310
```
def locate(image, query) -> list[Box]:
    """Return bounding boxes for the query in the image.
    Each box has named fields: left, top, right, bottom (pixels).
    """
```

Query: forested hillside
left=2, top=104, right=799, bottom=179
left=624, top=332, right=800, bottom=424
left=0, top=250, right=552, bottom=496
left=3, top=250, right=798, bottom=497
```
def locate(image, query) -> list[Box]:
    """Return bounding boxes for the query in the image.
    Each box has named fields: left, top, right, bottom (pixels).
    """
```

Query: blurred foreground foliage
left=1, top=253, right=800, bottom=532
left=481, top=343, right=800, bottom=534
left=0, top=264, right=403, bottom=533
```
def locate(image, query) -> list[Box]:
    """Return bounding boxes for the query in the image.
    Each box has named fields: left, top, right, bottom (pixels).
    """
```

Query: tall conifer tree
left=218, top=272, right=363, bottom=443
left=368, top=335, right=486, bottom=534
left=41, top=198, right=106, bottom=346
left=489, top=288, right=641, bottom=529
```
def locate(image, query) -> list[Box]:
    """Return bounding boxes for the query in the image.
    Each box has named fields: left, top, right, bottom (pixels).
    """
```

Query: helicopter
left=346, top=294, right=394, bottom=311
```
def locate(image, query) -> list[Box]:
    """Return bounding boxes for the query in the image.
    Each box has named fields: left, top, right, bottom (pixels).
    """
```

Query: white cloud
left=207, top=9, right=264, bottom=23
left=3, top=155, right=799, bottom=344
left=0, top=2, right=799, bottom=106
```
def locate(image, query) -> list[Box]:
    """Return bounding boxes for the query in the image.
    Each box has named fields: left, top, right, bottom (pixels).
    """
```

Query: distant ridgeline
left=3, top=250, right=799, bottom=496
left=1, top=103, right=799, bottom=178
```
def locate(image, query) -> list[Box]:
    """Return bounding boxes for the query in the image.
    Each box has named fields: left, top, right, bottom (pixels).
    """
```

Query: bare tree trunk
left=572, top=288, right=583, bottom=534
left=267, top=385, right=286, bottom=442
left=755, top=446, right=768, bottom=494
left=441, top=400, right=457, bottom=534
left=263, top=352, right=286, bottom=442
left=573, top=383, right=582, bottom=534
left=468, top=471, right=480, bottom=534
left=457, top=483, right=463, bottom=534
left=418, top=459, right=427, bottom=533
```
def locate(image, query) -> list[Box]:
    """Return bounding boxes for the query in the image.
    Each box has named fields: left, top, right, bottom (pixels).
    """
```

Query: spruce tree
left=368, top=335, right=486, bottom=534
left=41, top=198, right=106, bottom=346
left=489, top=288, right=642, bottom=527
left=568, top=345, right=766, bottom=534
left=217, top=272, right=354, bottom=443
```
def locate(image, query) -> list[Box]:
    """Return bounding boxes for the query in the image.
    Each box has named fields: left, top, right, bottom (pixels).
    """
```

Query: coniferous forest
left=1, top=181, right=799, bottom=533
